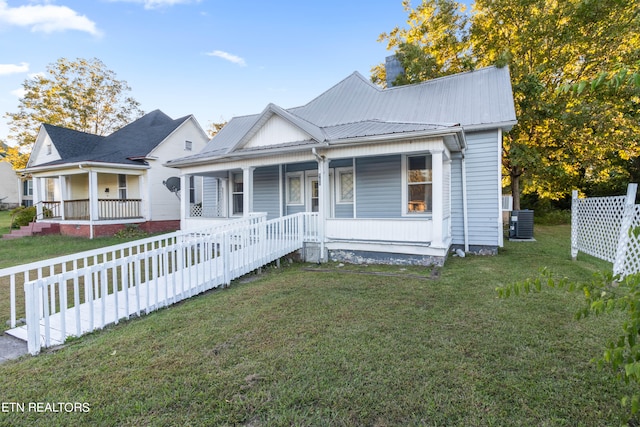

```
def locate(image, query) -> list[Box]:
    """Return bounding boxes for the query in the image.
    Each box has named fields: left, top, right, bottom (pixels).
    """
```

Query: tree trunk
left=511, top=172, right=521, bottom=211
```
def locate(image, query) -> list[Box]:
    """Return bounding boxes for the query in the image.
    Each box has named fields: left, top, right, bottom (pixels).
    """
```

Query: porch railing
left=0, top=212, right=318, bottom=355
left=41, top=199, right=143, bottom=220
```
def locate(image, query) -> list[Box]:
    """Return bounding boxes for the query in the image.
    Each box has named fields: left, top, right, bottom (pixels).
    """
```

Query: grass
left=0, top=225, right=636, bottom=426
left=0, top=210, right=11, bottom=235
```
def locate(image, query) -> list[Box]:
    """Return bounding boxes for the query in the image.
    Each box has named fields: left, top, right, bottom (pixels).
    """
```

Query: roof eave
left=23, top=161, right=150, bottom=174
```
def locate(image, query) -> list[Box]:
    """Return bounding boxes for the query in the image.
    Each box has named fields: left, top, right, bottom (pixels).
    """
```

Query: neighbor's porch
left=32, top=168, right=146, bottom=222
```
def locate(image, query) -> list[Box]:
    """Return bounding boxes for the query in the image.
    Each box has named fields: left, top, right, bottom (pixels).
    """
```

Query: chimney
left=385, top=55, right=405, bottom=87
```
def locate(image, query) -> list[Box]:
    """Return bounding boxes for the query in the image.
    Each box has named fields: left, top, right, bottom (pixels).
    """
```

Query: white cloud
left=107, top=0, right=200, bottom=10
left=206, top=50, right=247, bottom=67
left=0, top=0, right=102, bottom=36
left=10, top=87, right=25, bottom=98
left=0, top=62, right=29, bottom=76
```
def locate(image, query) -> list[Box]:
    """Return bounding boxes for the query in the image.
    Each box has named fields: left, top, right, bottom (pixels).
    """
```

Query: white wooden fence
left=1, top=212, right=318, bottom=355
left=571, top=184, right=640, bottom=277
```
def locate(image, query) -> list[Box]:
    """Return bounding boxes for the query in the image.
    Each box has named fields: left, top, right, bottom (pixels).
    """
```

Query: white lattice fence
left=572, top=184, right=640, bottom=277
left=619, top=204, right=640, bottom=277
left=571, top=194, right=626, bottom=262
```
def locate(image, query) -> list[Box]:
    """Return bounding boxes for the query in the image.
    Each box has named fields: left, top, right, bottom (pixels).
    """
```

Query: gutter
left=22, top=161, right=149, bottom=174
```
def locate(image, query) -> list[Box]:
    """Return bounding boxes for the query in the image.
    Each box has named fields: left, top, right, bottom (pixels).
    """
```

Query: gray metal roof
left=168, top=66, right=516, bottom=167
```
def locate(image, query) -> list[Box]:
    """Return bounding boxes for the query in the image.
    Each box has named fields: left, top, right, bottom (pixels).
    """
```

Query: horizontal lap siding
left=334, top=203, right=353, bottom=218
left=355, top=155, right=401, bottom=218
left=461, top=130, right=500, bottom=247
left=253, top=166, right=280, bottom=219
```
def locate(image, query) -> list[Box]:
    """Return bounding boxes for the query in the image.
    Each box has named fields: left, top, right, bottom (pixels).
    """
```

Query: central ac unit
left=509, top=210, right=534, bottom=239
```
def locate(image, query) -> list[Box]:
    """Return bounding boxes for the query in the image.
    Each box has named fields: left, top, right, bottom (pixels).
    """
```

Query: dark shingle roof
left=36, top=110, right=189, bottom=167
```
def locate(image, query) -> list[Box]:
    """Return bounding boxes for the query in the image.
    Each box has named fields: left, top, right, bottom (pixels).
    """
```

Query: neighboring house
left=21, top=110, right=209, bottom=238
left=167, top=66, right=517, bottom=265
left=0, top=161, right=20, bottom=209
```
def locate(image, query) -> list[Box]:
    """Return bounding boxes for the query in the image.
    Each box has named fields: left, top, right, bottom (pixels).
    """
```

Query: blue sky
left=0, top=0, right=471, bottom=141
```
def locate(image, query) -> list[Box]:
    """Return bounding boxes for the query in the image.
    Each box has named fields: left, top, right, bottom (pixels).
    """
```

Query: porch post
left=242, top=167, right=254, bottom=217
left=180, top=174, right=188, bottom=229
left=431, top=150, right=444, bottom=249
left=88, top=170, right=99, bottom=239
left=33, top=176, right=42, bottom=220
left=317, top=154, right=329, bottom=262
left=58, top=175, right=66, bottom=220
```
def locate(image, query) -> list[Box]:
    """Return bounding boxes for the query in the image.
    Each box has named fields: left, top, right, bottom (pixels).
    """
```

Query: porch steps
left=2, top=222, right=60, bottom=240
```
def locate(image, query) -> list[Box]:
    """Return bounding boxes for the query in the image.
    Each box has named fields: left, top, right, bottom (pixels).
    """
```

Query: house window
left=336, top=168, right=354, bottom=203
left=231, top=172, right=243, bottom=215
left=185, top=140, right=193, bottom=151
left=45, top=178, right=55, bottom=201
left=406, top=155, right=432, bottom=213
left=286, top=173, right=303, bottom=205
left=189, top=176, right=196, bottom=203
left=23, top=180, right=33, bottom=197
left=118, top=174, right=127, bottom=199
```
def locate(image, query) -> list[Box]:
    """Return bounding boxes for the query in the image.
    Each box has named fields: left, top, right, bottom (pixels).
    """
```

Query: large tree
left=374, top=0, right=640, bottom=208
left=4, top=57, right=144, bottom=169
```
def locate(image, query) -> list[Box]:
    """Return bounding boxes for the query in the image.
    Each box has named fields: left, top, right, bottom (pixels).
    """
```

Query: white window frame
left=285, top=172, right=304, bottom=205
left=334, top=167, right=354, bottom=204
left=230, top=171, right=243, bottom=216
left=401, top=153, right=433, bottom=217
left=118, top=174, right=128, bottom=200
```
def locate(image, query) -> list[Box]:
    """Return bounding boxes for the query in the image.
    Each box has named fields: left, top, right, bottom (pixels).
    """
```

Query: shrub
left=10, top=206, right=36, bottom=229
left=114, top=224, right=147, bottom=239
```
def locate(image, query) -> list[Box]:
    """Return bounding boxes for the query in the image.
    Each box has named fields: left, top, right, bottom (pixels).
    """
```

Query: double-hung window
left=118, top=174, right=127, bottom=200
left=406, top=154, right=432, bottom=214
left=231, top=172, right=243, bottom=215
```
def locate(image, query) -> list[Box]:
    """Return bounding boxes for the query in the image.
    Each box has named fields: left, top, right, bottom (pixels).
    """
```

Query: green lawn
left=0, top=225, right=636, bottom=426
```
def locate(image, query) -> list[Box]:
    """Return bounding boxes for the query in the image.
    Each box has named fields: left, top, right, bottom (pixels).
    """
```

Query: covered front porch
left=31, top=165, right=148, bottom=235
left=176, top=135, right=462, bottom=265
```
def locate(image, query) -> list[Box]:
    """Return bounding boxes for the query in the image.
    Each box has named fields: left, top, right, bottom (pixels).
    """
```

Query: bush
left=114, top=224, right=147, bottom=239
left=10, top=206, right=36, bottom=228
left=534, top=209, right=571, bottom=225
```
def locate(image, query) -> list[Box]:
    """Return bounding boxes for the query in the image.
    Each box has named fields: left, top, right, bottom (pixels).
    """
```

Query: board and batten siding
left=451, top=130, right=501, bottom=248
left=355, top=155, right=401, bottom=218
left=253, top=165, right=280, bottom=219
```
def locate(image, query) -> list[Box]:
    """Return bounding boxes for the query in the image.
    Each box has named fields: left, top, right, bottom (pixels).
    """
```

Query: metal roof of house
left=168, top=66, right=516, bottom=167
left=31, top=110, right=193, bottom=169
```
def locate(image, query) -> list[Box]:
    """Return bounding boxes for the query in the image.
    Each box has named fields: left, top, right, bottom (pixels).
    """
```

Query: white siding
left=243, top=115, right=311, bottom=149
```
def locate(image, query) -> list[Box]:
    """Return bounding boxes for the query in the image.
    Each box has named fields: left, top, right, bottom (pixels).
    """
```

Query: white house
left=20, top=110, right=209, bottom=238
left=167, top=66, right=517, bottom=265
left=0, top=161, right=20, bottom=209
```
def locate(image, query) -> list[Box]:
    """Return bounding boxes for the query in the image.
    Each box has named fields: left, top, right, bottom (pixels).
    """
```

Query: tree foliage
left=4, top=57, right=144, bottom=169
left=373, top=0, right=640, bottom=208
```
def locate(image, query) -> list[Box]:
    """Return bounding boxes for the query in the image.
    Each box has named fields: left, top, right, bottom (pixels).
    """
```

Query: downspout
left=312, top=148, right=326, bottom=262
left=461, top=149, right=469, bottom=252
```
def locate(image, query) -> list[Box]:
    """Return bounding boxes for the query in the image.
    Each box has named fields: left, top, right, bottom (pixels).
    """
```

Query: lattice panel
left=190, top=204, right=203, bottom=217
left=574, top=195, right=626, bottom=263
left=620, top=204, right=640, bottom=277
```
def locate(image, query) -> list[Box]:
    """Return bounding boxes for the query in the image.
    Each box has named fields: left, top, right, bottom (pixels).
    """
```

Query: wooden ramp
left=6, top=256, right=226, bottom=347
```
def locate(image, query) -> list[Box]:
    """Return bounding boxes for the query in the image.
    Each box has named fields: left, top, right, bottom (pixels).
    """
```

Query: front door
left=307, top=176, right=319, bottom=212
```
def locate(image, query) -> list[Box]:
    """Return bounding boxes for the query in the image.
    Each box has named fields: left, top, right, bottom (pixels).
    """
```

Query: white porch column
left=140, top=173, right=149, bottom=220
left=317, top=154, right=329, bottom=262
left=180, top=174, right=188, bottom=229
left=431, top=150, right=444, bottom=249
left=58, top=175, right=67, bottom=220
left=88, top=170, right=99, bottom=239
left=33, top=176, right=42, bottom=220
left=242, top=167, right=254, bottom=217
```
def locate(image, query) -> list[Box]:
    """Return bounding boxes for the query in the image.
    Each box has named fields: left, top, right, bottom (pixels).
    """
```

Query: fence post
left=571, top=190, right=579, bottom=261
left=613, top=183, right=638, bottom=277
left=24, top=280, right=41, bottom=355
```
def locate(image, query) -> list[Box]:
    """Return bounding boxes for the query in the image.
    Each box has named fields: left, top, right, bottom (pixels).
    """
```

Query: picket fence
left=571, top=183, right=640, bottom=277
left=1, top=212, right=318, bottom=355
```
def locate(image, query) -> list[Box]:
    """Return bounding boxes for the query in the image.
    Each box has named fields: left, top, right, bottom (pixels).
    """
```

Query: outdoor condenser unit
left=509, top=210, right=534, bottom=239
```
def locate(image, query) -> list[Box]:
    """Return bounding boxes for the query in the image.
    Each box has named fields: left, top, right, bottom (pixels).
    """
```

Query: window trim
left=334, top=167, right=354, bottom=204
left=230, top=171, right=243, bottom=216
left=401, top=153, right=433, bottom=217
left=118, top=174, right=128, bottom=200
left=285, top=172, right=304, bottom=205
